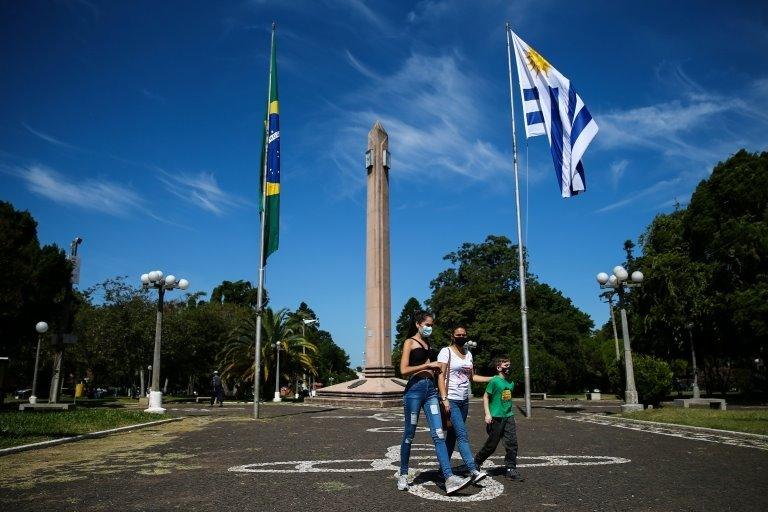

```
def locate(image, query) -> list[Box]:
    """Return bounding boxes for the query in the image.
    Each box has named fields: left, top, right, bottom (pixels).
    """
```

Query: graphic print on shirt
left=501, top=389, right=512, bottom=402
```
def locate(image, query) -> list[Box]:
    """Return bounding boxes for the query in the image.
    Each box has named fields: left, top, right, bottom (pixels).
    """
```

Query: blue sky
left=2, top=0, right=767, bottom=366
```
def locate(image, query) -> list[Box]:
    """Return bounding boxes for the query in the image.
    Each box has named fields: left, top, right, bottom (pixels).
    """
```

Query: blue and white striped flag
left=511, top=31, right=598, bottom=198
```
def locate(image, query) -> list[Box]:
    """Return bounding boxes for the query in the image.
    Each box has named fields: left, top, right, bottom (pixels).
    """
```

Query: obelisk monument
left=312, top=121, right=404, bottom=407
left=364, top=121, right=393, bottom=378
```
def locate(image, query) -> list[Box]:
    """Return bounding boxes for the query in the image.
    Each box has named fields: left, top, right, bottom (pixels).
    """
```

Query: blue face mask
left=420, top=326, right=433, bottom=337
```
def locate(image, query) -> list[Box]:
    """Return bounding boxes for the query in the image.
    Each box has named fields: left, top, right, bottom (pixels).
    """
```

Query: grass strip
left=617, top=408, right=768, bottom=435
left=0, top=409, right=164, bottom=449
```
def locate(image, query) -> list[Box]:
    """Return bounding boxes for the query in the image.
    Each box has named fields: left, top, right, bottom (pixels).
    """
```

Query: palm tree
left=218, top=307, right=317, bottom=398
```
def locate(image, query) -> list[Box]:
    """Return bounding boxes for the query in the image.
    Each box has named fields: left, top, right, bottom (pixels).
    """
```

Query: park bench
left=673, top=398, right=726, bottom=410
left=195, top=396, right=212, bottom=403
left=530, top=393, right=547, bottom=400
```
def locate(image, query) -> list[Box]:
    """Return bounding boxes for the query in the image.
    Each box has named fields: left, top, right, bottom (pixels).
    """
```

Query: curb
left=577, top=412, right=768, bottom=440
left=0, top=417, right=183, bottom=457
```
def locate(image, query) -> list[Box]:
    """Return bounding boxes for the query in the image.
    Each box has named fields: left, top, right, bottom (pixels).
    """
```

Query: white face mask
left=419, top=325, right=433, bottom=337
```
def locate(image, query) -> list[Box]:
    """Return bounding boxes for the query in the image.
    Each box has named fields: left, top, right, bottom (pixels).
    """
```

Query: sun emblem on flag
left=526, top=47, right=551, bottom=75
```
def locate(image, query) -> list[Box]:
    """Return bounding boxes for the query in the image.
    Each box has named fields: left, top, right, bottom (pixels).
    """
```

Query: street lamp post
left=685, top=322, right=701, bottom=399
left=140, top=270, right=189, bottom=413
left=597, top=266, right=644, bottom=412
left=272, top=341, right=283, bottom=402
left=30, top=321, right=48, bottom=404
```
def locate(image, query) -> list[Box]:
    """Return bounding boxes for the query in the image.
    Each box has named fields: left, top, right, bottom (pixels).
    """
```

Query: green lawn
left=0, top=409, right=164, bottom=449
left=618, top=408, right=768, bottom=435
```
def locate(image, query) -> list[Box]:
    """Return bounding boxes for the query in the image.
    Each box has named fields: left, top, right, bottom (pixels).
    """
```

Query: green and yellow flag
left=260, top=29, right=280, bottom=262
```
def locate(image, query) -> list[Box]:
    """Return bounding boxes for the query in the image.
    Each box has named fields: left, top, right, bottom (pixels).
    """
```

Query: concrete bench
left=530, top=393, right=547, bottom=400
left=673, top=398, right=726, bottom=410
left=19, top=403, right=74, bottom=411
left=195, top=396, right=212, bottom=403
left=586, top=392, right=602, bottom=401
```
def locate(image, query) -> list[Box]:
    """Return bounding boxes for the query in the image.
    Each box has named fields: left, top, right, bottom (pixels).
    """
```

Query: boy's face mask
left=499, top=364, right=511, bottom=375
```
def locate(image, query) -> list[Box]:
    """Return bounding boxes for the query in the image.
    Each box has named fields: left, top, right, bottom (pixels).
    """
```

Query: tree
left=0, top=201, right=74, bottom=390
left=218, top=307, right=316, bottom=399
left=629, top=150, right=768, bottom=394
left=426, top=235, right=593, bottom=392
left=392, top=297, right=422, bottom=377
left=210, top=280, right=265, bottom=309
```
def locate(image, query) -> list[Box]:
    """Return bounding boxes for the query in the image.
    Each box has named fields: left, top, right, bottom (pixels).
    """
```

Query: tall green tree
left=427, top=235, right=593, bottom=392
left=630, top=150, right=768, bottom=394
left=0, top=201, right=74, bottom=390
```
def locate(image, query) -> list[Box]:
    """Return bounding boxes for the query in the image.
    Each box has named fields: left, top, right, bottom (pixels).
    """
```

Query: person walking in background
left=437, top=326, right=491, bottom=483
left=211, top=370, right=224, bottom=407
left=397, top=310, right=472, bottom=495
left=474, top=356, right=524, bottom=481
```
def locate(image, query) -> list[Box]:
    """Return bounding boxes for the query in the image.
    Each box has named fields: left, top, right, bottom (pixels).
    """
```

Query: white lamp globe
left=140, top=273, right=150, bottom=284
left=148, top=271, right=159, bottom=282
left=608, top=274, right=619, bottom=287
left=155, top=270, right=164, bottom=281
left=178, top=279, right=189, bottom=290
left=596, top=272, right=609, bottom=285
left=165, top=275, right=176, bottom=286
left=631, top=271, right=644, bottom=283
left=35, top=321, right=48, bottom=334
left=613, top=266, right=629, bottom=282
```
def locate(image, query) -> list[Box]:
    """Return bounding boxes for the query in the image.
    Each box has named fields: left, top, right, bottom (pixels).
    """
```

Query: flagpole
left=505, top=22, right=532, bottom=418
left=253, top=22, right=276, bottom=420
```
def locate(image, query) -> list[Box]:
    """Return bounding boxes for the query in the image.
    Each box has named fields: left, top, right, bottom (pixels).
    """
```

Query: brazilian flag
left=260, top=30, right=280, bottom=262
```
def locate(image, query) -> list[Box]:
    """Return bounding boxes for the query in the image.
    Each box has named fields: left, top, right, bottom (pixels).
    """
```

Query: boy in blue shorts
left=473, top=356, right=524, bottom=481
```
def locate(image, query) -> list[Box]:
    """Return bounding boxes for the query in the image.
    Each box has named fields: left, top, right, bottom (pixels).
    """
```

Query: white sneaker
left=397, top=474, right=409, bottom=491
left=445, top=474, right=472, bottom=494
left=471, top=469, right=487, bottom=483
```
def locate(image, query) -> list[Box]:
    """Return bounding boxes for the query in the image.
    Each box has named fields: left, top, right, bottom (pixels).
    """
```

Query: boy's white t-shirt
left=437, top=347, right=473, bottom=400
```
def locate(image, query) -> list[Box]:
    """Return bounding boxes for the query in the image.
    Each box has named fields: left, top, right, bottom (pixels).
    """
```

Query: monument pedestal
left=310, top=376, right=405, bottom=408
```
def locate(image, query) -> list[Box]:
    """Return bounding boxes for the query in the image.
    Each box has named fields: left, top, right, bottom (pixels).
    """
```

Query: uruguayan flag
left=511, top=31, right=598, bottom=198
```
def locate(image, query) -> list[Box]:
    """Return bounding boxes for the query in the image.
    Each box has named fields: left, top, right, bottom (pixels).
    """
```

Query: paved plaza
left=1, top=401, right=766, bottom=511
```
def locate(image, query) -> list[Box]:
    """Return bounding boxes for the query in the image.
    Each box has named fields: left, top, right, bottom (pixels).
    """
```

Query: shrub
left=609, top=354, right=673, bottom=406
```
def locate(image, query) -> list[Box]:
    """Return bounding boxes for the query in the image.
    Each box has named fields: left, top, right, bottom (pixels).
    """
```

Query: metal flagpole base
left=273, top=392, right=282, bottom=402
left=145, top=391, right=166, bottom=414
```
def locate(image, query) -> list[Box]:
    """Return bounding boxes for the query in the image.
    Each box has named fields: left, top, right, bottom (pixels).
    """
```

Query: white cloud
left=406, top=0, right=450, bottom=24
left=22, top=123, right=83, bottom=152
left=345, top=50, right=381, bottom=80
left=595, top=75, right=768, bottom=162
left=333, top=0, right=392, bottom=33
left=595, top=178, right=681, bottom=214
left=609, top=159, right=628, bottom=189
left=158, top=170, right=248, bottom=215
left=140, top=88, right=166, bottom=104
left=14, top=164, right=145, bottom=217
left=325, top=52, right=510, bottom=195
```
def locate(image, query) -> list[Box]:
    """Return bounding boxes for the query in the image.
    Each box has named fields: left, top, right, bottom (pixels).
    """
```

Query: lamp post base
left=620, top=403, right=644, bottom=412
left=29, top=395, right=37, bottom=405
left=273, top=392, right=282, bottom=402
left=692, top=384, right=701, bottom=399
left=144, top=390, right=166, bottom=414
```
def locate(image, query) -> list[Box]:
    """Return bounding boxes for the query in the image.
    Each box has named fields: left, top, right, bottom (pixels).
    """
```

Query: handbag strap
left=444, top=346, right=451, bottom=394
